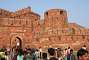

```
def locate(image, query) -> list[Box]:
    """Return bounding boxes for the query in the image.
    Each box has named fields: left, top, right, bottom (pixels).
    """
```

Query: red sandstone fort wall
left=0, top=7, right=89, bottom=50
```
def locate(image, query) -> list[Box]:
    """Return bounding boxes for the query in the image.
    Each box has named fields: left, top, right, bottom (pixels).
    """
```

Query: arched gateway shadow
left=16, top=37, right=22, bottom=48
left=11, top=36, right=22, bottom=48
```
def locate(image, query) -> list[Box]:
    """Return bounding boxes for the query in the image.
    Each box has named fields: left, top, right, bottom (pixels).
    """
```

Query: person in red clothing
left=12, top=49, right=18, bottom=60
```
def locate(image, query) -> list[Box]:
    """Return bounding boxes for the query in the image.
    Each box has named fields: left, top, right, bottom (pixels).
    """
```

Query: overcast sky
left=0, top=0, right=89, bottom=28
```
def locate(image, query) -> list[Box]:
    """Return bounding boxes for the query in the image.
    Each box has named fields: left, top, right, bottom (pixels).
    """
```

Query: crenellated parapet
left=0, top=7, right=41, bottom=34
left=0, top=8, right=12, bottom=18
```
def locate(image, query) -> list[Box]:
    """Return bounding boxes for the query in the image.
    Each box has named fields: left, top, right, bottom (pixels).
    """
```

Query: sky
left=0, top=0, right=89, bottom=28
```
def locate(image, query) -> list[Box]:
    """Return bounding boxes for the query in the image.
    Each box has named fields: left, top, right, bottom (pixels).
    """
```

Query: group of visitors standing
left=0, top=45, right=88, bottom=60
left=48, top=45, right=89, bottom=60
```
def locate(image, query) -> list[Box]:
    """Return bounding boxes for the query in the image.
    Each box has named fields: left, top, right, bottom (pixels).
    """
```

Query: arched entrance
left=10, top=35, right=23, bottom=49
left=15, top=37, right=22, bottom=48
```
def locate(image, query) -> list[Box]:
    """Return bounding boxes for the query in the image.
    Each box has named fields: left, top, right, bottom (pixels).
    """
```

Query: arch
left=16, top=37, right=22, bottom=48
left=10, top=34, right=23, bottom=48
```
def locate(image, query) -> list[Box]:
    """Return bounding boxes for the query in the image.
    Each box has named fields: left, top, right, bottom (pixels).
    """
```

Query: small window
left=36, top=38, right=39, bottom=42
left=60, top=10, right=63, bottom=14
left=0, top=13, right=2, bottom=15
left=59, top=36, right=61, bottom=40
left=11, top=23, right=13, bottom=25
left=82, top=35, right=85, bottom=39
left=46, top=12, right=48, bottom=15
left=35, top=19, right=37, bottom=21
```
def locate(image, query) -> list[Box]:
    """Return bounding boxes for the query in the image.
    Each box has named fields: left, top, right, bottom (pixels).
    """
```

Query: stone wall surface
left=0, top=7, right=89, bottom=50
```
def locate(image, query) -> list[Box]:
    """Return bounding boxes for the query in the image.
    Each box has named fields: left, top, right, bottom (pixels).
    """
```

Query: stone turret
left=44, top=9, right=68, bottom=31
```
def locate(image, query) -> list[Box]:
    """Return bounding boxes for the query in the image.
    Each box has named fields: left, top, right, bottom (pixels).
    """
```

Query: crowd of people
left=0, top=45, right=88, bottom=60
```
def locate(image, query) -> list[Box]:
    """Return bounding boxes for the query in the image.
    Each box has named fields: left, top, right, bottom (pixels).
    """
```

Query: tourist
left=12, top=48, right=18, bottom=60
left=35, top=49, right=40, bottom=59
left=0, top=52, right=6, bottom=60
left=32, top=50, right=37, bottom=60
left=63, top=48, right=67, bottom=60
left=56, top=48, right=63, bottom=60
left=17, top=48, right=23, bottom=60
left=67, top=47, right=71, bottom=55
left=25, top=52, right=31, bottom=60
left=77, top=49, right=89, bottom=60
left=67, top=49, right=76, bottom=60
left=42, top=52, right=48, bottom=60
left=48, top=48, right=58, bottom=60
left=5, top=52, right=9, bottom=60
left=23, top=49, right=27, bottom=60
left=39, top=47, right=42, bottom=58
left=81, top=45, right=87, bottom=50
